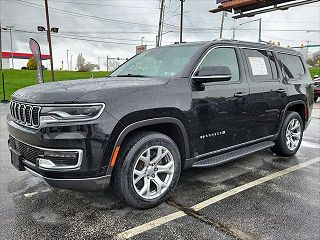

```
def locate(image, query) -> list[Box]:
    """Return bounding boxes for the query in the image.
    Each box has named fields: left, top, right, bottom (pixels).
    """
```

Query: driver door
left=192, top=47, right=252, bottom=157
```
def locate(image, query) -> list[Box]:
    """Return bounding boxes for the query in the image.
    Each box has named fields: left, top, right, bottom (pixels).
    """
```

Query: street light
left=2, top=25, right=15, bottom=69
left=67, top=50, right=69, bottom=71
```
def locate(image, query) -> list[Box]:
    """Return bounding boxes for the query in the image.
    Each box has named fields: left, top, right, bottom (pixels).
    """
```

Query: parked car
left=7, top=40, right=314, bottom=209
left=313, top=75, right=320, bottom=102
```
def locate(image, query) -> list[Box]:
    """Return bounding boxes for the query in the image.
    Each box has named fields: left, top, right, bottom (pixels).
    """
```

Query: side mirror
left=192, top=66, right=232, bottom=84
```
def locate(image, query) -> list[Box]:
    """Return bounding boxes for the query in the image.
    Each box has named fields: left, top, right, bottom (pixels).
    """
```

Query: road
left=0, top=102, right=319, bottom=240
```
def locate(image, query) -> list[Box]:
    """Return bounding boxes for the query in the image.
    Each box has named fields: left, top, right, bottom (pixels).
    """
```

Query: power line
left=8, top=0, right=158, bottom=28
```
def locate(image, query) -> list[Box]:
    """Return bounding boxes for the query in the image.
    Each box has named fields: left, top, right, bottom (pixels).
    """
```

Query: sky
left=1, top=0, right=320, bottom=70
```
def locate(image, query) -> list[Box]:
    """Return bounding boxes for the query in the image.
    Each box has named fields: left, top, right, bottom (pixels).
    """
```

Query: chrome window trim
left=191, top=45, right=241, bottom=82
left=9, top=135, right=83, bottom=171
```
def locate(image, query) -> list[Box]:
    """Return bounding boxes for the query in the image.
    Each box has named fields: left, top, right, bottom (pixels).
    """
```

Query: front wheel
left=112, top=131, right=181, bottom=209
left=272, top=111, right=303, bottom=157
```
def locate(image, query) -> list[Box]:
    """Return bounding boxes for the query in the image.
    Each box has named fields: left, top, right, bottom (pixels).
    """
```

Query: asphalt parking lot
left=1, top=102, right=319, bottom=240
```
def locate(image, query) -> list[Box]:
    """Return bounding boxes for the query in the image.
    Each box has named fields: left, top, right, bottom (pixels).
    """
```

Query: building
left=1, top=51, right=50, bottom=69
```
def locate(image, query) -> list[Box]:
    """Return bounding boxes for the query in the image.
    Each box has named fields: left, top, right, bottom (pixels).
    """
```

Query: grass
left=1, top=67, right=320, bottom=101
left=310, top=67, right=320, bottom=77
left=0, top=69, right=111, bottom=100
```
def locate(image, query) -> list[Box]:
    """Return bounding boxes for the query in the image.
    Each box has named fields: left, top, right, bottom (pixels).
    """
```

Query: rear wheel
left=272, top=111, right=303, bottom=157
left=112, top=131, right=181, bottom=209
left=314, top=97, right=318, bottom=102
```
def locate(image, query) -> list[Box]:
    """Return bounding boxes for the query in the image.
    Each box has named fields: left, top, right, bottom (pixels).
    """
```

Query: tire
left=272, top=111, right=303, bottom=157
left=314, top=97, right=318, bottom=102
left=112, top=131, right=181, bottom=209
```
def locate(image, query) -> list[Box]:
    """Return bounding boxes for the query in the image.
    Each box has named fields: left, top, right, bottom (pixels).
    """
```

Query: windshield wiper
left=116, top=74, right=149, bottom=78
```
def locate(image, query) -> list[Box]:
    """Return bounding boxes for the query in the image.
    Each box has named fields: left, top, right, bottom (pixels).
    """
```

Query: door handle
left=276, top=88, right=287, bottom=93
left=234, top=92, right=247, bottom=98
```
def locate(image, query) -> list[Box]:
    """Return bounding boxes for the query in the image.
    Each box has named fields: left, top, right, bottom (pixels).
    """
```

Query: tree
left=76, top=54, right=86, bottom=70
left=27, top=57, right=37, bottom=70
left=76, top=54, right=99, bottom=72
left=307, top=51, right=320, bottom=66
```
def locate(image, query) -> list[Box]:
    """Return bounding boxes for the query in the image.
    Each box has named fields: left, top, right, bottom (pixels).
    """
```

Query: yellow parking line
left=116, top=157, right=320, bottom=239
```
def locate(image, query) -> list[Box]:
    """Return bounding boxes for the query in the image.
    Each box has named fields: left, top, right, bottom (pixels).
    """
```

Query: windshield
left=111, top=45, right=200, bottom=78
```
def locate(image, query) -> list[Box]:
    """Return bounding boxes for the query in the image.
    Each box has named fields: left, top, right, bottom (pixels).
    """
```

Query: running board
left=192, top=141, right=275, bottom=168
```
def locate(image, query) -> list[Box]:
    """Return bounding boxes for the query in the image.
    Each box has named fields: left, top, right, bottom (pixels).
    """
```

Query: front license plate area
left=10, top=149, right=25, bottom=171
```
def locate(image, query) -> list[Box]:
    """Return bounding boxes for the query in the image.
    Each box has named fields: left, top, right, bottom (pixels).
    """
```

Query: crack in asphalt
left=166, top=199, right=257, bottom=240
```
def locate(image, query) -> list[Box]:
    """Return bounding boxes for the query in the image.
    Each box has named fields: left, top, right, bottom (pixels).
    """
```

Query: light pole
left=67, top=50, right=69, bottom=71
left=70, top=55, right=73, bottom=71
left=0, top=21, right=3, bottom=72
left=141, top=37, right=145, bottom=46
left=239, top=18, right=262, bottom=43
left=2, top=26, right=15, bottom=69
left=98, top=57, right=101, bottom=70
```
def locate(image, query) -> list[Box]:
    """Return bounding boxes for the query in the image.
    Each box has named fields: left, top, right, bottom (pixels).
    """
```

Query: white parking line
left=116, top=157, right=320, bottom=239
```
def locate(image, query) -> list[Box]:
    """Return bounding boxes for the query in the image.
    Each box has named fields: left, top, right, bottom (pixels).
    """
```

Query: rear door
left=241, top=48, right=287, bottom=139
left=192, top=46, right=252, bottom=157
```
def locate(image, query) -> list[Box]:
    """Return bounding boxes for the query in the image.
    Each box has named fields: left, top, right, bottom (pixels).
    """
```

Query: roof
left=1, top=52, right=50, bottom=60
left=166, top=39, right=300, bottom=54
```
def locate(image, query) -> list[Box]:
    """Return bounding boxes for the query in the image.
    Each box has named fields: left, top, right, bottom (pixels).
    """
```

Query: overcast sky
left=1, top=0, right=320, bottom=70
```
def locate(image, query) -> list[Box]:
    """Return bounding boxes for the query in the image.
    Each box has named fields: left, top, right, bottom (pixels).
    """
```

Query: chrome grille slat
left=10, top=101, right=41, bottom=128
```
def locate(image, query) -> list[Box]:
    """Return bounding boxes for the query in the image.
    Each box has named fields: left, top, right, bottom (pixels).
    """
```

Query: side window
left=277, top=53, right=305, bottom=80
left=197, top=48, right=240, bottom=82
left=244, top=49, right=278, bottom=81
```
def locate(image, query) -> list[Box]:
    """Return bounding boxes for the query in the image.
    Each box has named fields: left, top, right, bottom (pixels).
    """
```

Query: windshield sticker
left=248, top=57, right=268, bottom=76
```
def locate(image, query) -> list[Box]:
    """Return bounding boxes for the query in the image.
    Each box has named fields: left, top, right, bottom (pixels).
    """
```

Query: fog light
left=38, top=150, right=81, bottom=169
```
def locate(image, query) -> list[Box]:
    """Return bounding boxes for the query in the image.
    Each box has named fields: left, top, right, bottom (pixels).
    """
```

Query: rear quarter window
left=277, top=53, right=305, bottom=80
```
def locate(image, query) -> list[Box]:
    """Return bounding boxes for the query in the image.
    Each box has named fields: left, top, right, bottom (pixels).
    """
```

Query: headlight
left=40, top=103, right=105, bottom=124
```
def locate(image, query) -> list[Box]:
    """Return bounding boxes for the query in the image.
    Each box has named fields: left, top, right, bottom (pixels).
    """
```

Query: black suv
left=8, top=40, right=314, bottom=209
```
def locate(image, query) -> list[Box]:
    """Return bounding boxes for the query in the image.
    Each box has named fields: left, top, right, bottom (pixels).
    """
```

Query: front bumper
left=25, top=167, right=110, bottom=191
left=7, top=115, right=113, bottom=191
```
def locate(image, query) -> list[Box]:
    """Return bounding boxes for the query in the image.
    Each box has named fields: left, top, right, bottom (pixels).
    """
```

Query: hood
left=11, top=77, right=169, bottom=104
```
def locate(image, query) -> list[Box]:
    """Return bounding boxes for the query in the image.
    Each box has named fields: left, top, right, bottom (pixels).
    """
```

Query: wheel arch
left=279, top=100, right=308, bottom=133
left=106, top=117, right=190, bottom=176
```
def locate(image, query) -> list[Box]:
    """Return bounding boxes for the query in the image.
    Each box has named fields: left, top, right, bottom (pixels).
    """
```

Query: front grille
left=18, top=141, right=42, bottom=164
left=10, top=101, right=41, bottom=128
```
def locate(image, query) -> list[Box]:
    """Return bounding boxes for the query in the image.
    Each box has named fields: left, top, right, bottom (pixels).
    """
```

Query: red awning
left=1, top=51, right=50, bottom=60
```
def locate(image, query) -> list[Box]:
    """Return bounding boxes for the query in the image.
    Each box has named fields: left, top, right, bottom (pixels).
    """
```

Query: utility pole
left=180, top=0, right=185, bottom=43
left=67, top=50, right=69, bottom=71
left=157, top=0, right=165, bottom=47
left=258, top=18, right=262, bottom=43
left=45, top=0, right=55, bottom=81
left=219, top=11, right=225, bottom=38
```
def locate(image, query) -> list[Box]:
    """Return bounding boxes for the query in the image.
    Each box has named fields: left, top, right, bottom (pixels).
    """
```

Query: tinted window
left=198, top=48, right=240, bottom=82
left=244, top=49, right=278, bottom=81
left=277, top=53, right=305, bottom=80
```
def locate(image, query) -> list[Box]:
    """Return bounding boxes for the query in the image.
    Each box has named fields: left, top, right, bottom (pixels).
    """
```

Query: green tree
left=27, top=57, right=37, bottom=70
left=76, top=54, right=86, bottom=71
